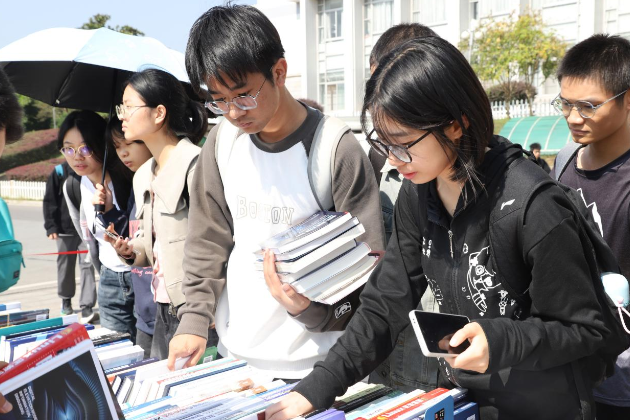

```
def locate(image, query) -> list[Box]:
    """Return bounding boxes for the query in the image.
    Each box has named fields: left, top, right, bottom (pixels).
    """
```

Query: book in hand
left=288, top=243, right=382, bottom=304
left=257, top=211, right=352, bottom=255
left=0, top=323, right=120, bottom=419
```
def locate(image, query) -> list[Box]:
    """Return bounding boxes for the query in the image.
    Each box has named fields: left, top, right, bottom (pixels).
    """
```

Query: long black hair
left=124, top=68, right=208, bottom=144
left=362, top=36, right=493, bottom=189
left=57, top=110, right=133, bottom=210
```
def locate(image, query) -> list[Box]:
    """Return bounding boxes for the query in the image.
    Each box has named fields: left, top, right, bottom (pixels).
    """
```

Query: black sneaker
left=61, top=299, right=73, bottom=316
left=80, top=307, right=97, bottom=324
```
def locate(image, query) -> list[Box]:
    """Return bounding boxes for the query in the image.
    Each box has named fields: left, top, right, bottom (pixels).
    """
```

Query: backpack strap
left=554, top=142, right=582, bottom=181
left=488, top=157, right=555, bottom=309
left=0, top=198, right=15, bottom=240
left=307, top=115, right=350, bottom=211
left=65, top=172, right=82, bottom=211
left=215, top=119, right=242, bottom=181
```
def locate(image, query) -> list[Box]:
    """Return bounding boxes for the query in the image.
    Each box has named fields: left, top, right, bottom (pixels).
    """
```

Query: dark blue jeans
left=98, top=266, right=136, bottom=342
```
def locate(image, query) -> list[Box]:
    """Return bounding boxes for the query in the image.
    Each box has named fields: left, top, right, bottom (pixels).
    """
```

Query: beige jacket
left=121, top=138, right=200, bottom=308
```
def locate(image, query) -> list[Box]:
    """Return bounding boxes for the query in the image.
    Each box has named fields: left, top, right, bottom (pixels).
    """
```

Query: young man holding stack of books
left=168, top=4, right=385, bottom=381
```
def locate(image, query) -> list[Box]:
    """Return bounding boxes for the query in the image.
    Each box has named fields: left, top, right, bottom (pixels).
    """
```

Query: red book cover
left=0, top=323, right=88, bottom=383
left=362, top=388, right=449, bottom=420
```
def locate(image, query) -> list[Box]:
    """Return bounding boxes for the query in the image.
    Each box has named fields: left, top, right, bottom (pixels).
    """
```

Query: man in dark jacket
left=529, top=142, right=551, bottom=173
left=43, top=162, right=96, bottom=319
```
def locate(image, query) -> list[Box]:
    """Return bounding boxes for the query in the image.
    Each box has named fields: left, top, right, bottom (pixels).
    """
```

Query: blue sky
left=0, top=0, right=256, bottom=54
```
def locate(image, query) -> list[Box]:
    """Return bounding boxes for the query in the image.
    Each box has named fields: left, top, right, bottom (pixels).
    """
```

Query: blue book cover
left=6, top=324, right=95, bottom=362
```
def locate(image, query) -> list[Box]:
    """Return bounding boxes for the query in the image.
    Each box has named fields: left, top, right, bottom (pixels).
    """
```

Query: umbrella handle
left=95, top=145, right=108, bottom=214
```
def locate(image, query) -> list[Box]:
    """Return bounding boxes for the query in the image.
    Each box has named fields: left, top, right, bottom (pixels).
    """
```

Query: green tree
left=80, top=14, right=145, bottom=36
left=459, top=11, right=566, bottom=117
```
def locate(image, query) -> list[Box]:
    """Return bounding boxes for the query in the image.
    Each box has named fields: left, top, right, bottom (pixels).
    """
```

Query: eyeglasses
left=116, top=104, right=149, bottom=120
left=60, top=144, right=93, bottom=158
left=366, top=121, right=452, bottom=163
left=551, top=90, right=628, bottom=119
left=205, top=78, right=267, bottom=115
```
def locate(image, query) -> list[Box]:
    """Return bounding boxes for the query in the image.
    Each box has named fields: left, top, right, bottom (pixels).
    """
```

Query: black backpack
left=488, top=151, right=630, bottom=383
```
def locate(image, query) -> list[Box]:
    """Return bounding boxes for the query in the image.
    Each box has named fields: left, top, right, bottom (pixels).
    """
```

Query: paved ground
left=0, top=200, right=101, bottom=321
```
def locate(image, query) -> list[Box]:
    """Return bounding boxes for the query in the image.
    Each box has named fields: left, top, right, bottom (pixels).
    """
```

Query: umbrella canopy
left=0, top=27, right=197, bottom=113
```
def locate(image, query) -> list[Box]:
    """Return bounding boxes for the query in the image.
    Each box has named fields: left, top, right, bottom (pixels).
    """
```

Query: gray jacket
left=120, top=138, right=200, bottom=308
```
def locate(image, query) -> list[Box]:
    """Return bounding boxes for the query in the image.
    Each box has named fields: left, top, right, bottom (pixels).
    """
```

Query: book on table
left=0, top=323, right=121, bottom=420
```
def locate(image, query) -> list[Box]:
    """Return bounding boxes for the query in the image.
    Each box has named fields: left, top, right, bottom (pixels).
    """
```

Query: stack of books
left=0, top=310, right=81, bottom=362
left=254, top=211, right=382, bottom=304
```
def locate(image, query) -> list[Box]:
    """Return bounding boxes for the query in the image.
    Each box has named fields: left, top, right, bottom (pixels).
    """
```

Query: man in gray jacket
left=168, top=5, right=384, bottom=379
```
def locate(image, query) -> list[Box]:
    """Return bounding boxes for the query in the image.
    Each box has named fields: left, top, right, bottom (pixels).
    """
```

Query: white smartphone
left=408, top=310, right=471, bottom=357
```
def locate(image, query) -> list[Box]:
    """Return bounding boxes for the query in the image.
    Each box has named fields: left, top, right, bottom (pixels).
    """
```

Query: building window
left=470, top=0, right=479, bottom=20
left=364, top=0, right=394, bottom=77
left=319, top=70, right=345, bottom=112
left=318, top=0, right=344, bottom=41
left=412, top=0, right=446, bottom=24
left=317, top=0, right=345, bottom=112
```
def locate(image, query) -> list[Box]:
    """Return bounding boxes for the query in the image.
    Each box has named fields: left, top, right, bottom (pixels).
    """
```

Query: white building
left=256, top=0, right=630, bottom=119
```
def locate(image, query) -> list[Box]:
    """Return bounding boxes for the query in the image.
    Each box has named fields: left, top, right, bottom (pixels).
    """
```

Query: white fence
left=0, top=180, right=46, bottom=200
left=491, top=100, right=556, bottom=119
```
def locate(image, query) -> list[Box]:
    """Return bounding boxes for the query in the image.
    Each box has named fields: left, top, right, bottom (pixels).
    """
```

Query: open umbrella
left=0, top=27, right=204, bottom=211
left=0, top=27, right=197, bottom=113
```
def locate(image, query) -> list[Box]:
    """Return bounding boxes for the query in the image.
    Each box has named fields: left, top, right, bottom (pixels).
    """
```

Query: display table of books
left=0, top=320, right=480, bottom=420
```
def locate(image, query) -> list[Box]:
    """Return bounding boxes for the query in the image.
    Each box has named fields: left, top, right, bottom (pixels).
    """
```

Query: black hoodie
left=293, top=136, right=608, bottom=420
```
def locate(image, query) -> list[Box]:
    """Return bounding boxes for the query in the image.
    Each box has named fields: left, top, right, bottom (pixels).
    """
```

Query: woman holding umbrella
left=59, top=110, right=136, bottom=338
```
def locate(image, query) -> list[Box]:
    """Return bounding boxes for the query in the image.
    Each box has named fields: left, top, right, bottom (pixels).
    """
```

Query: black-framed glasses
left=116, top=104, right=150, bottom=120
left=367, top=123, right=450, bottom=163
left=205, top=77, right=267, bottom=115
left=551, top=89, right=628, bottom=119
left=60, top=144, right=93, bottom=158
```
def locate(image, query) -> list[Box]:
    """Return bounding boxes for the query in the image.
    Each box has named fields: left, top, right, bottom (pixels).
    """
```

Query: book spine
left=0, top=323, right=88, bottom=383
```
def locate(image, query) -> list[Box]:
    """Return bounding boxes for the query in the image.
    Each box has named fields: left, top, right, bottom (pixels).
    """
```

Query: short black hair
left=369, top=23, right=438, bottom=69
left=529, top=143, right=541, bottom=151
left=0, top=68, right=24, bottom=144
left=557, top=34, right=630, bottom=103
left=124, top=68, right=208, bottom=145
left=362, top=37, right=493, bottom=187
left=105, top=118, right=125, bottom=146
left=186, top=4, right=285, bottom=95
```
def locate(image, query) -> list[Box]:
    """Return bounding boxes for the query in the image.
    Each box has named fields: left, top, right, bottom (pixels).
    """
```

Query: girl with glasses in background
left=59, top=110, right=135, bottom=338
left=92, top=118, right=154, bottom=358
left=105, top=68, right=215, bottom=360
left=267, top=36, right=619, bottom=420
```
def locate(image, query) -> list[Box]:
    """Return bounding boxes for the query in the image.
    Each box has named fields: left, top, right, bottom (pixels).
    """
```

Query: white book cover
left=291, top=243, right=372, bottom=294
left=99, top=345, right=144, bottom=371
left=260, top=218, right=363, bottom=263
left=310, top=253, right=382, bottom=303
left=276, top=240, right=358, bottom=283
left=258, top=211, right=352, bottom=254
left=95, top=339, right=133, bottom=354
left=0, top=302, right=21, bottom=311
